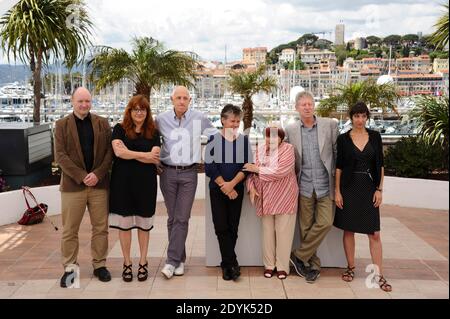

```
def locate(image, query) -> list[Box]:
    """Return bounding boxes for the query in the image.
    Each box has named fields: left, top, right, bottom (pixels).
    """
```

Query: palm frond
left=89, top=46, right=134, bottom=90
left=0, top=0, right=92, bottom=65
left=410, top=95, right=449, bottom=147
left=227, top=65, right=277, bottom=131
left=318, top=78, right=400, bottom=117
left=0, top=0, right=93, bottom=123
left=88, top=36, right=197, bottom=98
left=430, top=3, right=449, bottom=50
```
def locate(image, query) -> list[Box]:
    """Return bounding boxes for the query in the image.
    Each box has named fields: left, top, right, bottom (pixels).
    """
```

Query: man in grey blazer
left=285, top=91, right=339, bottom=283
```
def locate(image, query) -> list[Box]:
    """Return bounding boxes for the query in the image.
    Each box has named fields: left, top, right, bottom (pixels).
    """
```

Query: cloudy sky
left=0, top=0, right=445, bottom=63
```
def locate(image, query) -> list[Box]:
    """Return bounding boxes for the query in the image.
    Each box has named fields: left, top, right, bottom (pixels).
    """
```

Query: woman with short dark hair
left=204, top=104, right=253, bottom=281
left=333, top=101, right=392, bottom=292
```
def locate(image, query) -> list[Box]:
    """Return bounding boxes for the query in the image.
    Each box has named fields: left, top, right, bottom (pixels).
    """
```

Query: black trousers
left=210, top=187, right=244, bottom=268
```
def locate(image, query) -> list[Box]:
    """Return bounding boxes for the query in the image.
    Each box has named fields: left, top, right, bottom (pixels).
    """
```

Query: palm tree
left=430, top=3, right=449, bottom=50
left=89, top=37, right=198, bottom=101
left=0, top=0, right=93, bottom=123
left=317, top=78, right=400, bottom=117
left=227, top=65, right=277, bottom=132
left=410, top=95, right=449, bottom=168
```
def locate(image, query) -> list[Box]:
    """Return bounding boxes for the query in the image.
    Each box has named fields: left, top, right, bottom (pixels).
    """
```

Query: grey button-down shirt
left=155, top=108, right=216, bottom=166
left=300, top=117, right=330, bottom=199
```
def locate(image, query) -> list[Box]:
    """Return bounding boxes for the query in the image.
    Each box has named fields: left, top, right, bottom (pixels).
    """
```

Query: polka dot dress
left=334, top=142, right=380, bottom=234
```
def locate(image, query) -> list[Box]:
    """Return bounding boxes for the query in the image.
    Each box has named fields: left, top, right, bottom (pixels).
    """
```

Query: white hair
left=295, top=91, right=314, bottom=106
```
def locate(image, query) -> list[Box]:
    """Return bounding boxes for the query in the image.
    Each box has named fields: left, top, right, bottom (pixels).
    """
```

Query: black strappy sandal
left=376, top=275, right=392, bottom=292
left=138, top=262, right=148, bottom=282
left=122, top=264, right=133, bottom=282
left=342, top=266, right=355, bottom=282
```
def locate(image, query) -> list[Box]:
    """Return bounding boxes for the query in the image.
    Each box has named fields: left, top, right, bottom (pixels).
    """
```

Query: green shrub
left=384, top=136, right=444, bottom=178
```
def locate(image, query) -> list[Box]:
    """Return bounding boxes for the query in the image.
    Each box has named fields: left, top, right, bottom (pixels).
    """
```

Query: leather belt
left=162, top=163, right=196, bottom=170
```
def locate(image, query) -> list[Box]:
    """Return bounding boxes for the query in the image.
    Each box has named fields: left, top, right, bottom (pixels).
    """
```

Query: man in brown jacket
left=54, top=87, right=113, bottom=288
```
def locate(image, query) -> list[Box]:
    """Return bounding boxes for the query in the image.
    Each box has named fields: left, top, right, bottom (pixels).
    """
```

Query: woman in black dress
left=334, top=102, right=392, bottom=292
left=109, top=95, right=160, bottom=282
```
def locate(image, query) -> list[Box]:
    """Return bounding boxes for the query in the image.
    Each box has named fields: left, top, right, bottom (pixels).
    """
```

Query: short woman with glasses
left=243, top=127, right=298, bottom=280
left=109, top=95, right=160, bottom=282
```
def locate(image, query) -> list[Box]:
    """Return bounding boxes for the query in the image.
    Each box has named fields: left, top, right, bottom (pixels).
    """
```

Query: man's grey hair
left=295, top=91, right=314, bottom=106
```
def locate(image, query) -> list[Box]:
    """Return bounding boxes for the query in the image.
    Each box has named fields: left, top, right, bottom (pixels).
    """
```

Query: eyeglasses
left=131, top=108, right=147, bottom=114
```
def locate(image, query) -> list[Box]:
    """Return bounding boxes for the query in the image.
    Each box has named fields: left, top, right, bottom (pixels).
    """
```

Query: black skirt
left=334, top=172, right=380, bottom=234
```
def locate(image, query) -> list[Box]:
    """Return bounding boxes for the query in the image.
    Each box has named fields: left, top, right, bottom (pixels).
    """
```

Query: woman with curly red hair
left=109, top=94, right=160, bottom=282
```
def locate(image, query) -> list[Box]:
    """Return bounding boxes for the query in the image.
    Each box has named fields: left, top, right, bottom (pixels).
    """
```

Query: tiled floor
left=0, top=200, right=448, bottom=299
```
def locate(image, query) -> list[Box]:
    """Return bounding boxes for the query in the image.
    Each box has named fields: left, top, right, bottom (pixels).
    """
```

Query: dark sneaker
left=231, top=265, right=241, bottom=281
left=289, top=252, right=310, bottom=278
left=93, top=267, right=111, bottom=282
left=306, top=269, right=320, bottom=283
left=60, top=270, right=75, bottom=288
left=222, top=267, right=233, bottom=281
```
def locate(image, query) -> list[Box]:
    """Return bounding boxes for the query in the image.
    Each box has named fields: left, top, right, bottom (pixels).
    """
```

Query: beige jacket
left=285, top=117, right=339, bottom=200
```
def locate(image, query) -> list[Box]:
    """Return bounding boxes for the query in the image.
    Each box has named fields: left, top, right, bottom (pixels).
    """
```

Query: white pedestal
left=205, top=177, right=347, bottom=268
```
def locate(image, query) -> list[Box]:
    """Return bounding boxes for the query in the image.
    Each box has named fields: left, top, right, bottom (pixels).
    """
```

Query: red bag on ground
left=18, top=186, right=48, bottom=226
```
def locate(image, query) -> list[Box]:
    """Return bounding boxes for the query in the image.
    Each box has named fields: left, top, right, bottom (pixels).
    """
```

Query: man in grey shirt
left=156, top=86, right=215, bottom=279
left=285, top=91, right=339, bottom=283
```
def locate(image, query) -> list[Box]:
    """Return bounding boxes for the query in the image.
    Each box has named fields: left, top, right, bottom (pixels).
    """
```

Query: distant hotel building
left=243, top=47, right=267, bottom=66
left=194, top=65, right=228, bottom=99
left=335, top=23, right=345, bottom=45
left=279, top=48, right=296, bottom=64
left=344, top=57, right=391, bottom=74
left=298, top=48, right=336, bottom=66
left=433, top=58, right=449, bottom=73
left=392, top=73, right=444, bottom=96
left=395, top=55, right=432, bottom=73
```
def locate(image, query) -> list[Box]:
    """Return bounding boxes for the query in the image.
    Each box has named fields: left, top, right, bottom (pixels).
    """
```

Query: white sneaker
left=174, top=262, right=185, bottom=276
left=161, top=264, right=175, bottom=279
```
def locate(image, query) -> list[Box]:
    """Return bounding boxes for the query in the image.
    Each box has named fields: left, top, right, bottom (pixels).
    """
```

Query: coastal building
left=279, top=48, right=296, bottom=64
left=395, top=55, right=432, bottom=73
left=433, top=58, right=449, bottom=73
left=298, top=49, right=336, bottom=69
left=392, top=73, right=444, bottom=96
left=243, top=47, right=267, bottom=66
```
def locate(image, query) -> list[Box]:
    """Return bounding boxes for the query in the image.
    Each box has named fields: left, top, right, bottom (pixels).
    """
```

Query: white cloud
left=0, top=0, right=444, bottom=64
left=86, top=0, right=442, bottom=61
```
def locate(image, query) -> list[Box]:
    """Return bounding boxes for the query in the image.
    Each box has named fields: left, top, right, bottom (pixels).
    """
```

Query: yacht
left=0, top=82, right=33, bottom=108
